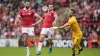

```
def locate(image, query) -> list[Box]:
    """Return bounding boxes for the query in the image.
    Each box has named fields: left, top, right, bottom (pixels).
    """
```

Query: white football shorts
left=21, top=27, right=34, bottom=36
left=40, top=28, right=54, bottom=39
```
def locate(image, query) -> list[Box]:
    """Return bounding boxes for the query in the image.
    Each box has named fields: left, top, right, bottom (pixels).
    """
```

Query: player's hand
left=51, top=27, right=58, bottom=30
left=31, top=24, right=35, bottom=27
left=14, top=22, right=17, bottom=27
left=52, top=22, right=56, bottom=26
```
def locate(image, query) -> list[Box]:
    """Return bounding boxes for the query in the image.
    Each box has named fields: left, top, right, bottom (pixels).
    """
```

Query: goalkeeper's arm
left=58, top=23, right=70, bottom=30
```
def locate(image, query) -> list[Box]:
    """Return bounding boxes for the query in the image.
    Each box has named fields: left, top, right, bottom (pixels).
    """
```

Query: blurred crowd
left=0, top=0, right=100, bottom=44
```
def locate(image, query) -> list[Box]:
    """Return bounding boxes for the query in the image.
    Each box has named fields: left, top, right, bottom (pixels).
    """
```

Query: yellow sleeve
left=66, top=18, right=75, bottom=26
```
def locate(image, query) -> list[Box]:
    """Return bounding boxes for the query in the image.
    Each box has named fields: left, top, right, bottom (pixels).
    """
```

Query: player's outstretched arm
left=58, top=23, right=69, bottom=29
left=51, top=27, right=58, bottom=30
left=51, top=23, right=70, bottom=30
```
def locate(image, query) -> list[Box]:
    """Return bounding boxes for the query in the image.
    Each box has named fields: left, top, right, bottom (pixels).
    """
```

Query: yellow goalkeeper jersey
left=66, top=16, right=82, bottom=36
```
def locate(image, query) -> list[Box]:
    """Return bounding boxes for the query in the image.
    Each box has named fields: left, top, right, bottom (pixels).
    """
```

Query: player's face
left=24, top=2, right=31, bottom=9
left=48, top=5, right=54, bottom=11
left=68, top=10, right=74, bottom=17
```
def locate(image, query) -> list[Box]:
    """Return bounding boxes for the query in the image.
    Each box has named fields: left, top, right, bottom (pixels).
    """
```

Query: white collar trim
left=23, top=7, right=31, bottom=11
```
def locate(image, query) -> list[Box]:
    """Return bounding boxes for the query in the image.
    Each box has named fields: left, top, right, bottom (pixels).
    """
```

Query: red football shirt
left=18, top=8, right=36, bottom=27
left=42, top=11, right=56, bottom=28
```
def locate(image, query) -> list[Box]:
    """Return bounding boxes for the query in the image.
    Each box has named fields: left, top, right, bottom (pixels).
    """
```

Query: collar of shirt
left=23, top=7, right=31, bottom=11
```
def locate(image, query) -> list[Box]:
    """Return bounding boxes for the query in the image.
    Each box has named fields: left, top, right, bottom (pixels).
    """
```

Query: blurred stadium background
left=0, top=0, right=100, bottom=56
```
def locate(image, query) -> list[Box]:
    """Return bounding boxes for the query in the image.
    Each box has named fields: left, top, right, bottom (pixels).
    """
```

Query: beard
left=68, top=15, right=71, bottom=17
left=26, top=6, right=30, bottom=9
left=68, top=14, right=73, bottom=17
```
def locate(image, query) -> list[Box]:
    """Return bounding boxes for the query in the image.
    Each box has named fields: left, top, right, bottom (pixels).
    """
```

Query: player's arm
left=32, top=18, right=43, bottom=26
left=34, top=13, right=42, bottom=19
left=51, top=23, right=70, bottom=30
left=58, top=23, right=70, bottom=29
left=58, top=18, right=74, bottom=29
left=52, top=13, right=58, bottom=26
left=14, top=15, right=21, bottom=26
left=14, top=10, right=22, bottom=26
left=31, top=14, right=43, bottom=26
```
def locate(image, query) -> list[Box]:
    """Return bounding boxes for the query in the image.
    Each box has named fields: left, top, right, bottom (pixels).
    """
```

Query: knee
left=39, top=35, right=45, bottom=41
left=39, top=37, right=44, bottom=42
left=72, top=44, right=76, bottom=50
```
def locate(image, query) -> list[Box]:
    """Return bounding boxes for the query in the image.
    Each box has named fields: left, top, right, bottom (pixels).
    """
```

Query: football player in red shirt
left=14, top=1, right=42, bottom=56
left=31, top=4, right=58, bottom=55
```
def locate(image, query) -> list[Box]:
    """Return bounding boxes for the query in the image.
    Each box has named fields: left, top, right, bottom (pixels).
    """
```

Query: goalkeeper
left=52, top=8, right=83, bottom=56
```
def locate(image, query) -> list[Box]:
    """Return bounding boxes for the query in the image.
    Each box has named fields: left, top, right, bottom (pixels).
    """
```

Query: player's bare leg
left=75, top=38, right=83, bottom=55
left=71, top=40, right=83, bottom=56
left=29, top=36, right=35, bottom=45
left=36, top=34, right=45, bottom=55
left=71, top=44, right=76, bottom=56
left=22, top=33, right=30, bottom=56
left=48, top=39, right=53, bottom=54
left=29, top=36, right=38, bottom=53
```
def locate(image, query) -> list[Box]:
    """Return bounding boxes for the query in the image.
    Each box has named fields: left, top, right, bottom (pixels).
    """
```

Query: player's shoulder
left=29, top=8, right=35, bottom=11
left=71, top=16, right=76, bottom=20
left=72, top=16, right=75, bottom=18
left=50, top=11, right=56, bottom=15
left=19, top=8, right=25, bottom=12
left=68, top=16, right=76, bottom=22
left=30, top=9, right=35, bottom=11
left=19, top=9, right=23, bottom=11
left=30, top=9, right=37, bottom=13
left=50, top=11, right=56, bottom=13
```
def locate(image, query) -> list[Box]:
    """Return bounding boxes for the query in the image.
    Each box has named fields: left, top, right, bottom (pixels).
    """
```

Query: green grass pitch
left=0, top=47, right=100, bottom=56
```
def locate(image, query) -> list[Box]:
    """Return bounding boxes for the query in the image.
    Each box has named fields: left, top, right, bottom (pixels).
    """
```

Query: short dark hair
left=70, top=8, right=75, bottom=14
left=48, top=4, right=53, bottom=6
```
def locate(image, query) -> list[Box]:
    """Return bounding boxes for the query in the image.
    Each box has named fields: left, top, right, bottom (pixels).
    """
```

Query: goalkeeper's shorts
left=72, top=34, right=82, bottom=45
